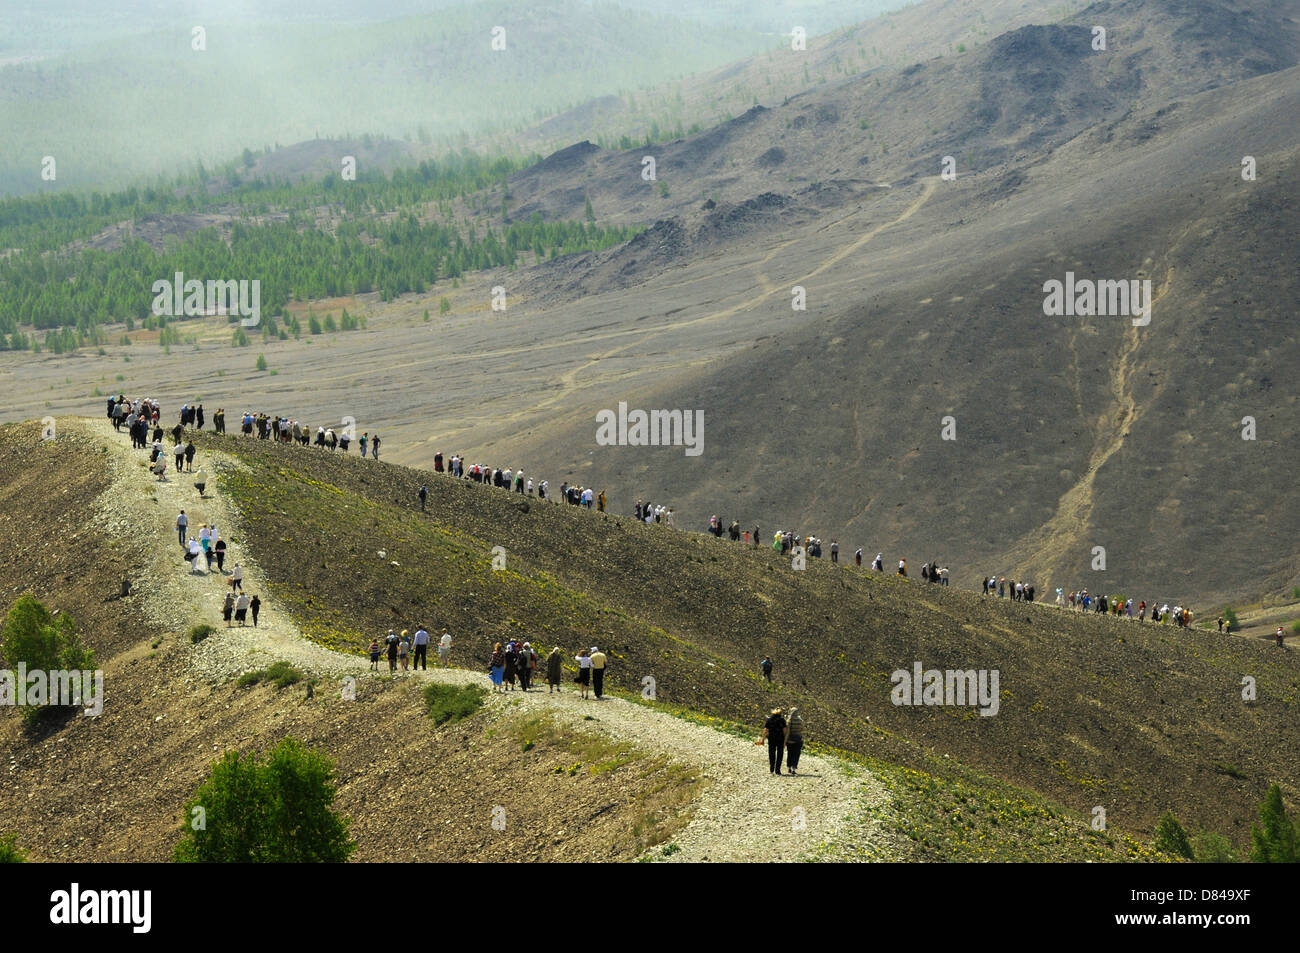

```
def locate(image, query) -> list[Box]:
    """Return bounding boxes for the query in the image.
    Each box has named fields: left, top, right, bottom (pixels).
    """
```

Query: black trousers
left=768, top=736, right=785, bottom=773
left=413, top=644, right=427, bottom=669
left=787, top=739, right=803, bottom=771
left=592, top=668, right=604, bottom=698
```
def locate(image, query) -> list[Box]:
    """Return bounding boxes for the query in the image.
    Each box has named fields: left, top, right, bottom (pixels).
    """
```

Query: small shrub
left=255, top=354, right=268, bottom=372
left=189, top=623, right=216, bottom=644
left=1192, top=830, right=1238, bottom=863
left=0, top=833, right=27, bottom=862
left=423, top=682, right=486, bottom=726
left=238, top=660, right=305, bottom=690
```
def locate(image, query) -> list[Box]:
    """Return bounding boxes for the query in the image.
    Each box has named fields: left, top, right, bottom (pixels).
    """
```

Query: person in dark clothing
left=757, top=708, right=787, bottom=775
left=213, top=538, right=226, bottom=572
left=503, top=643, right=518, bottom=691
left=418, top=485, right=427, bottom=511
left=184, top=440, right=196, bottom=472
left=785, top=707, right=804, bottom=775
left=250, top=595, right=261, bottom=627
left=386, top=630, right=399, bottom=672
left=760, top=656, right=773, bottom=682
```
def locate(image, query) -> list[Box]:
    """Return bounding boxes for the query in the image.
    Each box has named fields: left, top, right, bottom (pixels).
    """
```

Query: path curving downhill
left=75, top=416, right=885, bottom=862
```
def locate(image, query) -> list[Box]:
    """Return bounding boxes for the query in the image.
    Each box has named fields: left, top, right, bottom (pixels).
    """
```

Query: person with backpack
left=760, top=656, right=773, bottom=683
left=386, top=629, right=399, bottom=673
left=418, top=485, right=428, bottom=512
left=756, top=708, right=787, bottom=775
left=785, top=707, right=804, bottom=775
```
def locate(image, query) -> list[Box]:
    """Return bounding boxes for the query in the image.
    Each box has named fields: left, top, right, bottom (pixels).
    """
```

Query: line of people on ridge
left=485, top=642, right=609, bottom=700
left=368, top=627, right=455, bottom=672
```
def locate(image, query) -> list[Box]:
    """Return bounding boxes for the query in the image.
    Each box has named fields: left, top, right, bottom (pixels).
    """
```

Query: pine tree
left=1250, top=783, right=1298, bottom=862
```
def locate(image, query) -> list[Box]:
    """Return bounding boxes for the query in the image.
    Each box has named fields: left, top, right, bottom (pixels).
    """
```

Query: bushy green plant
left=174, top=738, right=356, bottom=862
left=1153, top=812, right=1194, bottom=859
left=423, top=682, right=486, bottom=726
left=0, top=833, right=27, bottom=862
left=189, top=623, right=216, bottom=643
left=0, top=595, right=97, bottom=724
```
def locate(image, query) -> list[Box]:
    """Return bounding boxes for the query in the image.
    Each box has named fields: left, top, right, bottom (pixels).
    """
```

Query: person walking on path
left=412, top=625, right=429, bottom=669
left=546, top=646, right=563, bottom=693
left=250, top=595, right=261, bottom=627
left=184, top=440, right=196, bottom=472
left=575, top=649, right=592, bottom=699
left=590, top=646, right=607, bottom=699
left=785, top=707, right=804, bottom=776
left=222, top=592, right=234, bottom=627
left=398, top=633, right=410, bottom=671
left=438, top=628, right=452, bottom=666
left=386, top=629, right=399, bottom=673
left=234, top=592, right=250, bottom=626
left=213, top=537, right=226, bottom=573
left=368, top=638, right=381, bottom=672
left=503, top=642, right=518, bottom=691
left=176, top=510, right=188, bottom=546
left=488, top=643, right=506, bottom=693
left=229, top=562, right=244, bottom=592
left=517, top=642, right=534, bottom=691
left=756, top=707, right=787, bottom=775
left=831, top=540, right=839, bottom=563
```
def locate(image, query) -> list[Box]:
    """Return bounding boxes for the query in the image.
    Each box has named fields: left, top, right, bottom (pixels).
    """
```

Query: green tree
left=584, top=195, right=595, bottom=223
left=439, top=297, right=451, bottom=314
left=255, top=353, right=268, bottom=371
left=1153, top=812, right=1194, bottom=859
left=175, top=737, right=356, bottom=863
left=308, top=314, right=323, bottom=335
left=0, top=594, right=97, bottom=725
left=1250, top=783, right=1298, bottom=863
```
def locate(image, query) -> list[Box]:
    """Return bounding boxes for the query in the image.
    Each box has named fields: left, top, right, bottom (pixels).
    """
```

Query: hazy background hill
left=0, top=0, right=1296, bottom=612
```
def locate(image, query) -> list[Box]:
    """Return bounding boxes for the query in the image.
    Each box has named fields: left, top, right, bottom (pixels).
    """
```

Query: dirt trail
left=1012, top=256, right=1180, bottom=583
left=74, top=416, right=884, bottom=862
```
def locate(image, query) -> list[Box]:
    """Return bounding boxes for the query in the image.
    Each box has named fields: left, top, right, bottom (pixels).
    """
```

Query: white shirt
left=439, top=634, right=452, bottom=648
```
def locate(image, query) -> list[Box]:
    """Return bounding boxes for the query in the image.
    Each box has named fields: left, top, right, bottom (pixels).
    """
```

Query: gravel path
left=77, top=417, right=884, bottom=862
